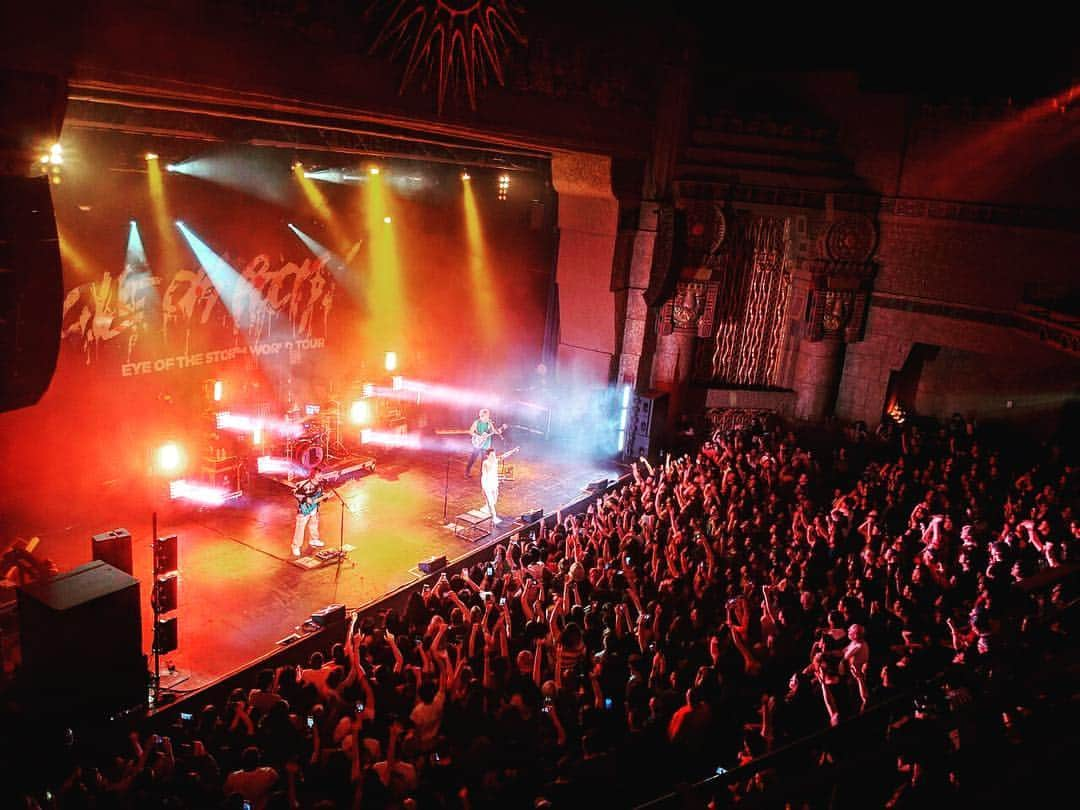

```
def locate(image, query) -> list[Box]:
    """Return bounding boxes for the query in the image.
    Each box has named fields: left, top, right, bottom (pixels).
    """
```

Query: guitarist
left=464, top=408, right=503, bottom=478
left=291, top=466, right=327, bottom=557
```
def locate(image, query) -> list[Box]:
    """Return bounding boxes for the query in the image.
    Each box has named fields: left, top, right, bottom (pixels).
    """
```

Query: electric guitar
left=471, top=423, right=507, bottom=448
left=294, top=487, right=331, bottom=516
left=435, top=422, right=508, bottom=447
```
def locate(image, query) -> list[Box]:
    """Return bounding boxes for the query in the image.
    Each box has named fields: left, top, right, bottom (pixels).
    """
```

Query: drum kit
left=284, top=400, right=347, bottom=471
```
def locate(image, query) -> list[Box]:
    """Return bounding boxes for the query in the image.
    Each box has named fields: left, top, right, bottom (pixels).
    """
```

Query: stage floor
left=6, top=441, right=621, bottom=690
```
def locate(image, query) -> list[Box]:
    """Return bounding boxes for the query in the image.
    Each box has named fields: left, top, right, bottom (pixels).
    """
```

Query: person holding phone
left=222, top=745, right=279, bottom=810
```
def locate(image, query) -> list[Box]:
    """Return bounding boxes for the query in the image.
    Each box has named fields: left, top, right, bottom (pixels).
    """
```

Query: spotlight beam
left=175, top=222, right=290, bottom=349
left=462, top=176, right=498, bottom=339
left=362, top=169, right=407, bottom=358
left=288, top=224, right=364, bottom=300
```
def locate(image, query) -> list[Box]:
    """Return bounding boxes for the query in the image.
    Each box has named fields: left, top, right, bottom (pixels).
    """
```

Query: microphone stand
left=324, top=482, right=357, bottom=583
left=442, top=456, right=451, bottom=523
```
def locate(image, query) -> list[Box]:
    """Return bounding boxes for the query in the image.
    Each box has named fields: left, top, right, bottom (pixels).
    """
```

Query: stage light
left=461, top=171, right=471, bottom=181
left=362, top=382, right=375, bottom=397
left=39, top=155, right=49, bottom=164
left=497, top=174, right=510, bottom=201
left=48, top=143, right=63, bottom=165
left=257, top=456, right=305, bottom=476
left=361, top=429, right=420, bottom=449
left=165, top=164, right=177, bottom=172
left=392, top=375, right=404, bottom=390
left=385, top=351, right=398, bottom=372
left=368, top=165, right=380, bottom=175
left=252, top=426, right=263, bottom=446
left=383, top=216, right=392, bottom=224
left=168, top=480, right=228, bottom=506
left=617, top=383, right=633, bottom=454
left=212, top=380, right=223, bottom=402
left=293, top=161, right=304, bottom=171
left=52, top=176, right=61, bottom=185
left=350, top=399, right=373, bottom=425
left=146, top=152, right=159, bottom=161
left=157, top=442, right=184, bottom=474
left=152, top=573, right=179, bottom=613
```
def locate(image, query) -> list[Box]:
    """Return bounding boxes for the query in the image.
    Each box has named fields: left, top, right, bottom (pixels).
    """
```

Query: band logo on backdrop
left=61, top=254, right=336, bottom=376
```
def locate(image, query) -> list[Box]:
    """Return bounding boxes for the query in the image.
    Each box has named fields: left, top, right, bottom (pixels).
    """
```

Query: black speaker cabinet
left=625, top=391, right=669, bottom=461
left=0, top=175, right=64, bottom=413
left=91, top=528, right=133, bottom=575
left=18, top=561, right=145, bottom=717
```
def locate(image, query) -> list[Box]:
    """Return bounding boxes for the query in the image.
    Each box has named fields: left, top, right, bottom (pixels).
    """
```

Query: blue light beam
left=288, top=223, right=365, bottom=301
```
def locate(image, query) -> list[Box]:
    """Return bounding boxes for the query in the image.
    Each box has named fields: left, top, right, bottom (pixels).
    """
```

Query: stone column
left=613, top=202, right=660, bottom=386
left=792, top=210, right=880, bottom=421
left=793, top=337, right=846, bottom=420
left=651, top=324, right=697, bottom=418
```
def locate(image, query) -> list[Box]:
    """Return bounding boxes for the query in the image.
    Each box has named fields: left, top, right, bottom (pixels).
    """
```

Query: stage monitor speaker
left=520, top=508, right=543, bottom=523
left=18, top=561, right=145, bottom=717
left=92, top=528, right=133, bottom=575
left=310, top=603, right=346, bottom=627
left=625, top=391, right=669, bottom=461
left=584, top=478, right=609, bottom=493
left=0, top=175, right=64, bottom=413
left=419, top=555, right=447, bottom=574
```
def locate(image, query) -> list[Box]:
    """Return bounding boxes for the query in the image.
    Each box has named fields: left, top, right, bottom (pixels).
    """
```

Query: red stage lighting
left=156, top=442, right=184, bottom=474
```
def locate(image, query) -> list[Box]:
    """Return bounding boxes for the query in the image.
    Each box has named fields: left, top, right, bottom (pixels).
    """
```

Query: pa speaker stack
left=18, top=561, right=146, bottom=718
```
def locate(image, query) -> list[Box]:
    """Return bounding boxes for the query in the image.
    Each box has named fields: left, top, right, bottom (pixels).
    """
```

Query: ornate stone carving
left=659, top=280, right=719, bottom=337
left=368, top=0, right=527, bottom=113
left=823, top=214, right=877, bottom=263
left=804, top=214, right=879, bottom=344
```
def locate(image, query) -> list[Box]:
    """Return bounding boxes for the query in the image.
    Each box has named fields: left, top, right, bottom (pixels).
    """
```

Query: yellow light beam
left=362, top=170, right=407, bottom=357
left=461, top=176, right=498, bottom=340
left=147, top=157, right=183, bottom=270
left=57, top=226, right=103, bottom=279
left=294, top=164, right=351, bottom=252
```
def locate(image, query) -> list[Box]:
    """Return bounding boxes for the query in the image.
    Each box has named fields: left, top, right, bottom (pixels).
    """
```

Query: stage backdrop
left=0, top=129, right=555, bottom=530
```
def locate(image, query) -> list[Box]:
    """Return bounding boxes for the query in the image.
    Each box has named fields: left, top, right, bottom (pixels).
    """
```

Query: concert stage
left=14, top=441, right=622, bottom=691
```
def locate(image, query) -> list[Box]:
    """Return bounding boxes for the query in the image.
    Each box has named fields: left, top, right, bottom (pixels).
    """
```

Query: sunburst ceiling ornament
left=368, top=1, right=527, bottom=113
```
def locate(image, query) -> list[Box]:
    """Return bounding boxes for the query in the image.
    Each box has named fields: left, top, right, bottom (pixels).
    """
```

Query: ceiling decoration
left=368, top=1, right=527, bottom=113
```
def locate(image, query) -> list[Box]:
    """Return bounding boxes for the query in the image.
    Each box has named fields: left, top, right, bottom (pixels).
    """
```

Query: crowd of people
left=8, top=412, right=1078, bottom=808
